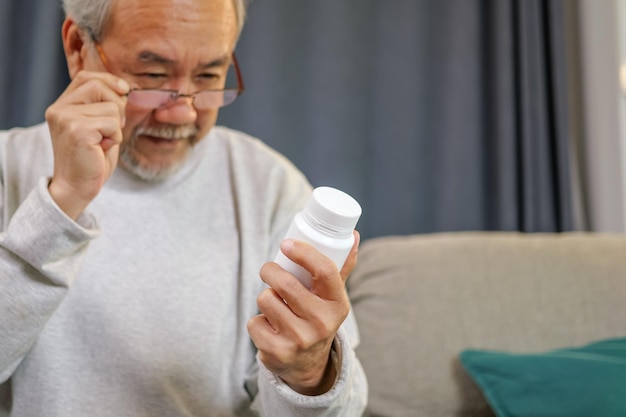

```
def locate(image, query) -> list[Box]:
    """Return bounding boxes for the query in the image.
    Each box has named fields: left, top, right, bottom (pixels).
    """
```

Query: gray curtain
left=0, top=0, right=575, bottom=239
left=0, top=0, right=69, bottom=128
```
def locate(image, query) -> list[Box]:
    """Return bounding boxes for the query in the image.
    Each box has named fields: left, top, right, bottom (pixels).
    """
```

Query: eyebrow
left=137, top=51, right=231, bottom=68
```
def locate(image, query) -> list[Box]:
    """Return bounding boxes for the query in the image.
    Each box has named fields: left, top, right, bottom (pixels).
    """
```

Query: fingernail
left=280, top=238, right=294, bottom=253
left=118, top=79, right=130, bottom=92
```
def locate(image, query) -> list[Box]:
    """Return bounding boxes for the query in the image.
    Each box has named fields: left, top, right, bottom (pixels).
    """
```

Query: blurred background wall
left=1, top=0, right=624, bottom=240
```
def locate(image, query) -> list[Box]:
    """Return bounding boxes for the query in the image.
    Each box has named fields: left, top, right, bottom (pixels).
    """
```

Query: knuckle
left=287, top=332, right=310, bottom=352
left=291, top=323, right=324, bottom=351
left=277, top=345, right=295, bottom=363
left=332, top=294, right=351, bottom=321
left=312, top=316, right=336, bottom=339
left=83, top=80, right=102, bottom=97
left=277, top=272, right=303, bottom=293
left=246, top=317, right=256, bottom=335
left=336, top=306, right=350, bottom=324
left=259, top=262, right=274, bottom=284
left=312, top=302, right=348, bottom=336
left=73, top=71, right=89, bottom=84
left=313, top=258, right=338, bottom=280
left=102, top=101, right=118, bottom=113
left=45, top=104, right=69, bottom=125
left=246, top=316, right=262, bottom=337
left=44, top=108, right=58, bottom=124
left=75, top=71, right=103, bottom=85
left=256, top=288, right=276, bottom=310
left=66, top=119, right=85, bottom=138
left=81, top=77, right=115, bottom=100
left=267, top=350, right=292, bottom=372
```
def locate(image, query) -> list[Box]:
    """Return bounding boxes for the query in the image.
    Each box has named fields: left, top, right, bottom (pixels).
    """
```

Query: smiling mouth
left=143, top=134, right=184, bottom=143
left=132, top=123, right=199, bottom=146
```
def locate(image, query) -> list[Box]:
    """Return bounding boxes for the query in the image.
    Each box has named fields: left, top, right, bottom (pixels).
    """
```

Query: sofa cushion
left=460, top=337, right=626, bottom=417
left=347, top=232, right=626, bottom=417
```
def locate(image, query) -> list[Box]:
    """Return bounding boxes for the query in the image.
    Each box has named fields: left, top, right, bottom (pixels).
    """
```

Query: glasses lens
left=127, top=90, right=175, bottom=109
left=222, top=90, right=240, bottom=107
left=193, top=90, right=240, bottom=110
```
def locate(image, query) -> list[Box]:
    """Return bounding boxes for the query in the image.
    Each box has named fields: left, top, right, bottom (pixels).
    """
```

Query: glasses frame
left=91, top=35, right=245, bottom=110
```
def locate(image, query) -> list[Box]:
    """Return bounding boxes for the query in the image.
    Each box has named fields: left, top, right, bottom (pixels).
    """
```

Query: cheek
left=195, top=110, right=219, bottom=137
left=122, top=108, right=153, bottom=138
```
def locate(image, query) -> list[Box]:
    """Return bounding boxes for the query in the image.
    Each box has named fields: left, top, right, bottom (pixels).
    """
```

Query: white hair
left=61, top=0, right=249, bottom=40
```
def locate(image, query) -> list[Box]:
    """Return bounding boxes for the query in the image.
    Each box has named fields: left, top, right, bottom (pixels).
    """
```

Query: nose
left=153, top=96, right=198, bottom=125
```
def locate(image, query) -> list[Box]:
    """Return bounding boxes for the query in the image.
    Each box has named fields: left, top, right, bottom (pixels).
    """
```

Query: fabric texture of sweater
left=0, top=123, right=367, bottom=416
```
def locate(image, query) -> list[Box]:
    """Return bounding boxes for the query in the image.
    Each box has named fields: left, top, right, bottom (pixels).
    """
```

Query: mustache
left=134, top=124, right=198, bottom=140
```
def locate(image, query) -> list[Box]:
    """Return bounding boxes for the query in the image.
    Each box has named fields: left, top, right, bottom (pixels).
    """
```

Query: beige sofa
left=347, top=232, right=626, bottom=417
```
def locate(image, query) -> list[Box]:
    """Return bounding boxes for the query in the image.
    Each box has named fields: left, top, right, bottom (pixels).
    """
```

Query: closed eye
left=136, top=73, right=168, bottom=79
left=195, top=73, right=224, bottom=89
left=197, top=73, right=220, bottom=80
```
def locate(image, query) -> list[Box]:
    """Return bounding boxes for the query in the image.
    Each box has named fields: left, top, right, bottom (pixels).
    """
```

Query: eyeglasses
left=93, top=40, right=244, bottom=110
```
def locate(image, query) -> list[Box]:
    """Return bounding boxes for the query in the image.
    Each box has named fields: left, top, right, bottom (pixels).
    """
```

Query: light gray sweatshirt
left=0, top=124, right=367, bottom=416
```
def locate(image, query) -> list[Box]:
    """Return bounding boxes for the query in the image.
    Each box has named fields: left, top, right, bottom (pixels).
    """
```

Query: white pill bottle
left=274, top=186, right=362, bottom=289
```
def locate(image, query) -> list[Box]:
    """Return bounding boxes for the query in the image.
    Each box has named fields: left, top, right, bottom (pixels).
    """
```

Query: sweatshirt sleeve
left=0, top=178, right=99, bottom=382
left=250, top=311, right=368, bottom=417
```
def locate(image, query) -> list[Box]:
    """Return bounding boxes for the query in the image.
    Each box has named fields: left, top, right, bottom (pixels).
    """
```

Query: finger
left=247, top=314, right=289, bottom=363
left=63, top=70, right=130, bottom=98
left=260, top=261, right=317, bottom=319
left=251, top=290, right=323, bottom=364
left=47, top=100, right=126, bottom=144
left=248, top=310, right=325, bottom=363
left=64, top=77, right=128, bottom=121
left=60, top=101, right=125, bottom=122
left=100, top=135, right=122, bottom=153
left=247, top=313, right=303, bottom=355
left=278, top=239, right=345, bottom=301
left=253, top=281, right=334, bottom=352
left=248, top=314, right=302, bottom=377
left=255, top=286, right=298, bottom=333
left=339, top=230, right=360, bottom=283
left=54, top=72, right=128, bottom=124
left=51, top=106, right=124, bottom=147
left=67, top=76, right=128, bottom=105
left=247, top=313, right=278, bottom=338
left=259, top=261, right=348, bottom=353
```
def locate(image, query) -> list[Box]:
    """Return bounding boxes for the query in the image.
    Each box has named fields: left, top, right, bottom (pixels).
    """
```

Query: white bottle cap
left=303, top=186, right=362, bottom=238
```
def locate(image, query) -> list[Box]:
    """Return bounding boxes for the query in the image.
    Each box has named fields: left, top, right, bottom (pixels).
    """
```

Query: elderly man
left=0, top=0, right=367, bottom=415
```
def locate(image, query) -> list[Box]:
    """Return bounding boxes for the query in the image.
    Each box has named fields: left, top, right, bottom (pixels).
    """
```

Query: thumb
left=339, top=230, right=360, bottom=283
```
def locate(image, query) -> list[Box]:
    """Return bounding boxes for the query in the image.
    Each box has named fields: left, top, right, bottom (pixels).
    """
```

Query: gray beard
left=118, top=124, right=197, bottom=182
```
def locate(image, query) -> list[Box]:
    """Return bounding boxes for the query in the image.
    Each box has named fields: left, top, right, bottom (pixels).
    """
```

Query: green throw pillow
left=460, top=337, right=626, bottom=417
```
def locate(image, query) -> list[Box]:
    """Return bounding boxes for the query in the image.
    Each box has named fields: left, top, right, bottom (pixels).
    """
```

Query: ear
left=62, top=18, right=90, bottom=79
